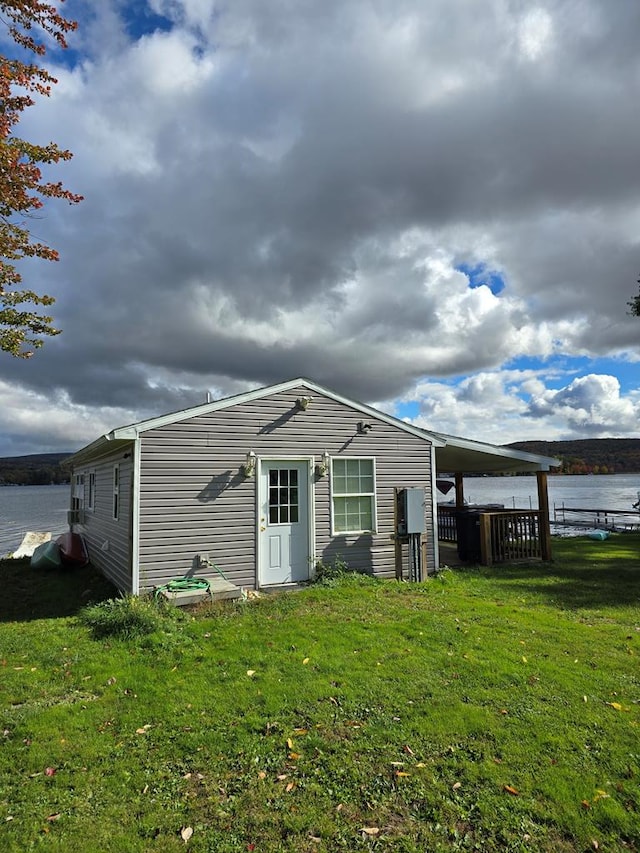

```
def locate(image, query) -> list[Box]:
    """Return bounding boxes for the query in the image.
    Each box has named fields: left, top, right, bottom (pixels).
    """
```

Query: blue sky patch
left=394, top=401, right=421, bottom=420
left=507, top=355, right=638, bottom=394
left=457, top=263, right=506, bottom=296
left=121, top=2, right=173, bottom=40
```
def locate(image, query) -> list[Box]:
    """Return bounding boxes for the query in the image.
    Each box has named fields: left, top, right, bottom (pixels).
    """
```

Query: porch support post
left=479, top=513, right=492, bottom=566
left=536, top=471, right=553, bottom=561
left=454, top=472, right=465, bottom=508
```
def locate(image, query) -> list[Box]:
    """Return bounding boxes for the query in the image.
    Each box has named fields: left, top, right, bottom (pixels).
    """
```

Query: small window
left=331, top=458, right=376, bottom=534
left=87, top=471, right=96, bottom=511
left=71, top=474, right=85, bottom=511
left=113, top=464, right=120, bottom=520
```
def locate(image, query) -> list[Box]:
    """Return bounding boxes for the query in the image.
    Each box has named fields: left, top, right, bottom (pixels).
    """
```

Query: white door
left=259, top=460, right=310, bottom=586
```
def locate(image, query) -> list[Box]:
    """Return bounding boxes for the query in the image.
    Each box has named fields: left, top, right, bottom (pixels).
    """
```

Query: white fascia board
left=108, top=377, right=447, bottom=447
left=66, top=435, right=133, bottom=466
left=433, top=431, right=561, bottom=470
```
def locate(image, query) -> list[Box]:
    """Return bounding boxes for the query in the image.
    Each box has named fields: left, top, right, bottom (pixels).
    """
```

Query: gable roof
left=67, top=378, right=444, bottom=464
left=67, top=377, right=560, bottom=473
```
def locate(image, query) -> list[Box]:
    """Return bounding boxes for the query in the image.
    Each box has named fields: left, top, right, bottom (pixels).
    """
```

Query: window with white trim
left=331, top=458, right=376, bottom=534
left=71, top=473, right=84, bottom=512
left=113, top=464, right=120, bottom=520
left=87, top=471, right=96, bottom=511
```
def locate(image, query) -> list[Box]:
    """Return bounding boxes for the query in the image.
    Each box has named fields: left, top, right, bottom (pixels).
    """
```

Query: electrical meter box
left=396, top=488, right=426, bottom=535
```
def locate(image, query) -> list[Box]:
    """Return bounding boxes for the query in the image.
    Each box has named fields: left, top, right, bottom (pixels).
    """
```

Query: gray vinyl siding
left=137, top=385, right=434, bottom=591
left=73, top=450, right=133, bottom=592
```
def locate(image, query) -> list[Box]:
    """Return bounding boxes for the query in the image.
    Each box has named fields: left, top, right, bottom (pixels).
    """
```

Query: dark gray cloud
left=1, top=0, right=639, bottom=454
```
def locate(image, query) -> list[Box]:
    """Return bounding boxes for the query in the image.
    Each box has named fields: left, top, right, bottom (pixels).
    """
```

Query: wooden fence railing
left=437, top=507, right=545, bottom=565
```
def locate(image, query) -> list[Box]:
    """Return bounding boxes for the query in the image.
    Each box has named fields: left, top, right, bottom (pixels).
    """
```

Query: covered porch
left=432, top=435, right=560, bottom=567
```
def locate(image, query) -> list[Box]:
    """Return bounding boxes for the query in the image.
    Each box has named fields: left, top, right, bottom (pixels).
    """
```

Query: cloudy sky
left=1, top=0, right=639, bottom=457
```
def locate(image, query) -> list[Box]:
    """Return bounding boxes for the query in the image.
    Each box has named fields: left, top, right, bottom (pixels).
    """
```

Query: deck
left=437, top=506, right=551, bottom=566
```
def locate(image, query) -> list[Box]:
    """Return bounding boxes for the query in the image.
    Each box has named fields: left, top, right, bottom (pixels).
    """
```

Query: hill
left=2, top=438, right=639, bottom=484
left=506, top=438, right=640, bottom=474
left=0, top=452, right=73, bottom=486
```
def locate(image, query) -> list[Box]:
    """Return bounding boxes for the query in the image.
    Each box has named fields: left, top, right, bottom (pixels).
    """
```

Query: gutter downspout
left=131, top=434, right=141, bottom=595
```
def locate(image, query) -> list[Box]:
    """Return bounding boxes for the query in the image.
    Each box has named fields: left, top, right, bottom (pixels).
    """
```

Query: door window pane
left=267, top=467, right=301, bottom=525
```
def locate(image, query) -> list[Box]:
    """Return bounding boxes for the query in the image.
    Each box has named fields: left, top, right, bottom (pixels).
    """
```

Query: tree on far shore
left=0, top=0, right=83, bottom=357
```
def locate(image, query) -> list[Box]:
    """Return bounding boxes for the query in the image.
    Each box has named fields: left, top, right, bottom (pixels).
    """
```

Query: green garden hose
left=154, top=577, right=211, bottom=599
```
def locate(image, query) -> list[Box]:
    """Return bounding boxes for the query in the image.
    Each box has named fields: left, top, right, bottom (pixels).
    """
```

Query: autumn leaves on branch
left=0, top=0, right=82, bottom=357
left=629, top=276, right=640, bottom=318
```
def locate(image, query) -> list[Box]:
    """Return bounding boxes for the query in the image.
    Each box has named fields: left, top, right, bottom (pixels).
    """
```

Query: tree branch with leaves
left=628, top=275, right=640, bottom=317
left=0, top=0, right=82, bottom=357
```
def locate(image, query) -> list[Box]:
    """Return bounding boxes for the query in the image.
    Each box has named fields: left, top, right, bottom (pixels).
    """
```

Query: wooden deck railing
left=437, top=506, right=458, bottom=542
left=437, top=507, right=546, bottom=565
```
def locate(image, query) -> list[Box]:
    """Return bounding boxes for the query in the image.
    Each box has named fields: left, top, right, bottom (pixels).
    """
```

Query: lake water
left=456, top=473, right=640, bottom=513
left=0, top=484, right=70, bottom=556
left=440, top=473, right=640, bottom=533
left=1, top=474, right=639, bottom=556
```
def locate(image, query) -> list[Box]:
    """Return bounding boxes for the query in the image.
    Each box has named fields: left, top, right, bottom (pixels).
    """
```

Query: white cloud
left=401, top=371, right=640, bottom=444
left=518, top=8, right=555, bottom=61
left=526, top=374, right=640, bottom=435
left=1, top=0, right=639, bottom=455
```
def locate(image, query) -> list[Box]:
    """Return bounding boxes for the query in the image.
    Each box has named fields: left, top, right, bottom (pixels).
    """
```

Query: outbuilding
left=66, top=378, right=558, bottom=594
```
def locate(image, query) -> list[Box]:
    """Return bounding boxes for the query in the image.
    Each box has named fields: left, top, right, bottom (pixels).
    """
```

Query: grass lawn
left=1, top=534, right=639, bottom=852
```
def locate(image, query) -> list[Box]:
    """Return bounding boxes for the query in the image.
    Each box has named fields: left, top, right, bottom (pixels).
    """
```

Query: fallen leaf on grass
left=361, top=827, right=380, bottom=836
left=403, top=744, right=414, bottom=756
left=606, top=702, right=629, bottom=711
left=286, top=738, right=294, bottom=750
left=180, top=826, right=193, bottom=842
left=46, top=813, right=61, bottom=822
left=135, top=725, right=151, bottom=734
left=289, top=752, right=301, bottom=760
left=452, top=782, right=462, bottom=790
left=503, top=785, right=519, bottom=796
left=44, top=767, right=56, bottom=777
left=285, top=781, right=295, bottom=792
left=302, top=657, right=310, bottom=665
left=395, top=771, right=410, bottom=778
left=581, top=800, right=591, bottom=810
left=246, top=670, right=256, bottom=677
